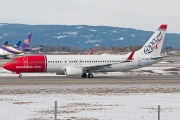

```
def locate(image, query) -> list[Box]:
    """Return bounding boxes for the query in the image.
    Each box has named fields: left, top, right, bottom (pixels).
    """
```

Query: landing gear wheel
left=81, top=73, right=87, bottom=78
left=19, top=74, right=22, bottom=78
left=88, top=73, right=93, bottom=78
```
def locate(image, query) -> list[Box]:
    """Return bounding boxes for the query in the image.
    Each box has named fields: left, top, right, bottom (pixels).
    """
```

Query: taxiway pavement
left=0, top=75, right=180, bottom=85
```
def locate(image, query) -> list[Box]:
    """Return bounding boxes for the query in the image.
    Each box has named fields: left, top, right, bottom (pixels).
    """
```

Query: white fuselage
left=45, top=54, right=161, bottom=73
left=0, top=48, right=12, bottom=55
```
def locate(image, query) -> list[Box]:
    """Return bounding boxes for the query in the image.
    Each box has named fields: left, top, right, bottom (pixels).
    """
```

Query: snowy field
left=1, top=93, right=180, bottom=120
left=0, top=62, right=180, bottom=120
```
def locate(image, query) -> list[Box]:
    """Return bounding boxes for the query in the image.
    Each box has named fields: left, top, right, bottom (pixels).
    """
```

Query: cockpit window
left=11, top=60, right=17, bottom=63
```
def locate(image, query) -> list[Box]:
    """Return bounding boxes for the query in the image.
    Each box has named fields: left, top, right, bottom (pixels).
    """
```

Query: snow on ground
left=0, top=91, right=180, bottom=120
left=0, top=81, right=180, bottom=119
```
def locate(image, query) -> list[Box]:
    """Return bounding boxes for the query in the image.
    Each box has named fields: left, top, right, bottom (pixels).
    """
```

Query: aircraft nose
left=2, top=62, right=11, bottom=71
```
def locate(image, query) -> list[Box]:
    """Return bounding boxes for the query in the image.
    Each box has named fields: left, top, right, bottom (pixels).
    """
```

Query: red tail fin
left=89, top=48, right=93, bottom=55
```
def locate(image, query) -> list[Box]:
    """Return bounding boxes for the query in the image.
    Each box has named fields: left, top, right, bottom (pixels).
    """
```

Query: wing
left=83, top=50, right=136, bottom=71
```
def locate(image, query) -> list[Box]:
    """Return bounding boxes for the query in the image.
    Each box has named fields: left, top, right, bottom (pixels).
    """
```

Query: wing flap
left=83, top=64, right=113, bottom=70
left=82, top=51, right=136, bottom=71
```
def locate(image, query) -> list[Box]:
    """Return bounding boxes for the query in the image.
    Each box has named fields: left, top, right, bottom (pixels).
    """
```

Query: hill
left=0, top=23, right=179, bottom=49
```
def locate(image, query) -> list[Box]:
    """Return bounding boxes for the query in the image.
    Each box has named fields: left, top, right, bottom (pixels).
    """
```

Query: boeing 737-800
left=3, top=24, right=167, bottom=78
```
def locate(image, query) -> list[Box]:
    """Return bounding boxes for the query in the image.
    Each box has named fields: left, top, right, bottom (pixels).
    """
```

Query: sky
left=0, top=0, right=180, bottom=33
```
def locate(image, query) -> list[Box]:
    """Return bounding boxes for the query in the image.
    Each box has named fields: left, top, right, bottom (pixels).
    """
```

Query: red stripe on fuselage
left=3, top=55, right=46, bottom=73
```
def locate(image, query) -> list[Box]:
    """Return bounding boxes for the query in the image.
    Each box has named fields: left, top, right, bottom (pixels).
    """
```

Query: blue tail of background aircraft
left=2, top=41, right=8, bottom=47
left=14, top=41, right=22, bottom=47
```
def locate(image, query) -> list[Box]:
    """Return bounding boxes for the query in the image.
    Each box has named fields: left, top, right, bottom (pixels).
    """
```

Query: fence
left=0, top=101, right=180, bottom=120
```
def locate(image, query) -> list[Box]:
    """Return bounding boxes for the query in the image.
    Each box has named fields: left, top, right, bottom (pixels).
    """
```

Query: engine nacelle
left=65, top=67, right=83, bottom=76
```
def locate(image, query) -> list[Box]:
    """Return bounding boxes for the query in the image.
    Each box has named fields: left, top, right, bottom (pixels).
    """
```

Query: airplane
left=0, top=41, right=23, bottom=59
left=0, top=41, right=20, bottom=59
left=0, top=33, right=32, bottom=56
left=0, top=32, right=41, bottom=58
left=3, top=24, right=167, bottom=78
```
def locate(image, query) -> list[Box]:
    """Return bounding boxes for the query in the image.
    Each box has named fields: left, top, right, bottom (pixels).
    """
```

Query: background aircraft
left=3, top=24, right=167, bottom=78
left=0, top=33, right=32, bottom=56
left=0, top=33, right=41, bottom=58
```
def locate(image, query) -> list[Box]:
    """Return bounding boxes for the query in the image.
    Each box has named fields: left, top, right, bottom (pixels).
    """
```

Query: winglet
left=127, top=50, right=135, bottom=60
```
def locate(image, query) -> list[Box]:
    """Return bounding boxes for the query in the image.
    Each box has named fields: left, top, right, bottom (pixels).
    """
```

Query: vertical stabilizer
left=21, top=33, right=32, bottom=48
left=89, top=48, right=93, bottom=55
left=137, top=24, right=167, bottom=56
left=2, top=41, right=8, bottom=47
left=14, top=41, right=22, bottom=47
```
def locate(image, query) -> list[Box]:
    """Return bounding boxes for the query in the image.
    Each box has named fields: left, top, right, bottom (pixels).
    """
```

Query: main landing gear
left=81, top=73, right=93, bottom=78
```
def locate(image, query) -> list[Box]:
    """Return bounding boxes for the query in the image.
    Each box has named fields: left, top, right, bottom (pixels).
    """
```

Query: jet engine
left=65, top=67, right=83, bottom=76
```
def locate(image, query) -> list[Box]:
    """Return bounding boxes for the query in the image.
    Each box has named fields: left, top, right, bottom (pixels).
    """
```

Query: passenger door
left=23, top=57, right=28, bottom=66
left=138, top=57, right=142, bottom=66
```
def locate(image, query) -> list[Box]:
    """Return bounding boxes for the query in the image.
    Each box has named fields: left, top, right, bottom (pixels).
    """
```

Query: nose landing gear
left=18, top=73, right=22, bottom=78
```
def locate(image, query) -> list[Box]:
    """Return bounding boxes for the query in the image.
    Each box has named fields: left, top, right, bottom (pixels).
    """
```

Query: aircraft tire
left=88, top=73, right=93, bottom=78
left=81, top=73, right=87, bottom=78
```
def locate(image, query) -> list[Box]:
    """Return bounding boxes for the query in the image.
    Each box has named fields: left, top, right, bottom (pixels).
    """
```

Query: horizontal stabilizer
left=151, top=54, right=170, bottom=60
left=31, top=47, right=42, bottom=51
